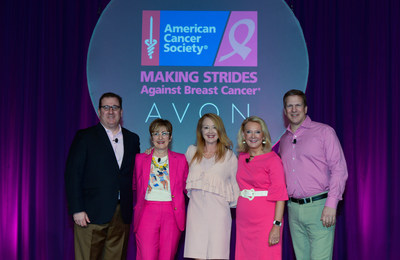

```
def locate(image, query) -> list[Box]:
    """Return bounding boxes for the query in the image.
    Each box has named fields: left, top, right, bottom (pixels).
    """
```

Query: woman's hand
left=268, top=225, right=280, bottom=246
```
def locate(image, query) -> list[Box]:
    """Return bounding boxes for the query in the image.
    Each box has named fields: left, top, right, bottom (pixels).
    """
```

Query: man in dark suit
left=65, top=92, right=140, bottom=260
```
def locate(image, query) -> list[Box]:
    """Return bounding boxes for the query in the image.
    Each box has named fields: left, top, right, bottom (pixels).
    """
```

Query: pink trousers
left=135, top=201, right=181, bottom=260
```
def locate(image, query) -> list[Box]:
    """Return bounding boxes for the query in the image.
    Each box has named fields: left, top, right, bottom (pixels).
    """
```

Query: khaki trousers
left=74, top=204, right=130, bottom=260
left=288, top=197, right=335, bottom=260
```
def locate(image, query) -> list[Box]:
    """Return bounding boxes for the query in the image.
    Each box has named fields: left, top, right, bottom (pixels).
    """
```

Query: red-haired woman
left=184, top=113, right=240, bottom=260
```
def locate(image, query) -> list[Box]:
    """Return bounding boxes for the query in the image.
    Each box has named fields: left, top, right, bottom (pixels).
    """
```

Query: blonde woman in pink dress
left=235, top=116, right=288, bottom=259
left=184, top=113, right=240, bottom=260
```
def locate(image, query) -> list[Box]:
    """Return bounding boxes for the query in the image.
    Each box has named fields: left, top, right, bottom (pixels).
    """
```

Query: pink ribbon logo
left=219, top=19, right=255, bottom=62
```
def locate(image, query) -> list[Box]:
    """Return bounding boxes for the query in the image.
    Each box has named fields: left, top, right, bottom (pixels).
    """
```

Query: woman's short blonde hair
left=237, top=116, right=272, bottom=153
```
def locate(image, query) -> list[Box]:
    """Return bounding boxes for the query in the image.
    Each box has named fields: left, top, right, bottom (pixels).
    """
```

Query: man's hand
left=73, top=212, right=90, bottom=227
left=144, top=147, right=154, bottom=155
left=321, top=206, right=336, bottom=227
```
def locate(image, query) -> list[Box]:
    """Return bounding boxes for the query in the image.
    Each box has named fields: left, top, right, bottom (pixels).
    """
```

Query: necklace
left=152, top=156, right=168, bottom=169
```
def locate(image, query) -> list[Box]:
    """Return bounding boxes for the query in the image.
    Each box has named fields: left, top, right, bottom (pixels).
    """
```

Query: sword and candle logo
left=145, top=16, right=157, bottom=59
left=141, top=11, right=160, bottom=66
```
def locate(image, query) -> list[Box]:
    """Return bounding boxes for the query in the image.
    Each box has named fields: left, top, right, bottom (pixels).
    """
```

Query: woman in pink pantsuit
left=133, top=119, right=188, bottom=260
left=235, top=116, right=288, bottom=260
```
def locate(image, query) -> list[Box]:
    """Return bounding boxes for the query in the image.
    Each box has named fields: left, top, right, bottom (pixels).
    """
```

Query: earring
left=262, top=140, right=266, bottom=144
left=242, top=140, right=246, bottom=144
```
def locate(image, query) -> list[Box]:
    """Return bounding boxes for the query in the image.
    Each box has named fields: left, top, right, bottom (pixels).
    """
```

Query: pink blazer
left=133, top=150, right=189, bottom=232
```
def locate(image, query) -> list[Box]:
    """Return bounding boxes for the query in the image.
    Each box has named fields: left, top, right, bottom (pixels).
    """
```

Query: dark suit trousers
left=74, top=204, right=130, bottom=260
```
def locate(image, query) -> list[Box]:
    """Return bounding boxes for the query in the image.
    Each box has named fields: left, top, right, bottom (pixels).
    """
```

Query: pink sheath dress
left=235, top=151, right=288, bottom=260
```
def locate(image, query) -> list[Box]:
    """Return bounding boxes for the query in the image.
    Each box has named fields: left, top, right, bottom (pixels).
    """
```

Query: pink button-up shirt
left=103, top=124, right=124, bottom=168
left=279, top=116, right=348, bottom=209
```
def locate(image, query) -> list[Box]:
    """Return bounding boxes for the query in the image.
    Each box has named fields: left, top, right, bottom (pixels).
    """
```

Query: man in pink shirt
left=279, top=89, right=348, bottom=259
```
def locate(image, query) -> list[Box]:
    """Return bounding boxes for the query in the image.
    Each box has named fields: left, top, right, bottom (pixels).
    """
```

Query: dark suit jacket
left=65, top=123, right=140, bottom=224
left=133, top=150, right=188, bottom=232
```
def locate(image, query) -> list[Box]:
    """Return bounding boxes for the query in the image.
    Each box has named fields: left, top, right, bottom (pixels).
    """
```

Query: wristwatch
left=273, top=220, right=282, bottom=227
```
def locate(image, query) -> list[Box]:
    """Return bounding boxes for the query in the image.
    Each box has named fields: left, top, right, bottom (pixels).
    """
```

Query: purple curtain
left=1, top=0, right=399, bottom=259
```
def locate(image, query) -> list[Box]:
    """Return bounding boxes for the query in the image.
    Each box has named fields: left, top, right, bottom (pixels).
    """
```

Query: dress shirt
left=103, top=124, right=124, bottom=168
left=103, top=124, right=124, bottom=200
left=279, top=116, right=348, bottom=209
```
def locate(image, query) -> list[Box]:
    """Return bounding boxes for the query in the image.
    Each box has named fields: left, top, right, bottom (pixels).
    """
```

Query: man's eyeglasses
left=101, top=105, right=121, bottom=111
left=152, top=131, right=170, bottom=137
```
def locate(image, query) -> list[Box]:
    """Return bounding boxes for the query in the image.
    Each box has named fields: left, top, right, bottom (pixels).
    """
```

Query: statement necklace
left=152, top=156, right=168, bottom=169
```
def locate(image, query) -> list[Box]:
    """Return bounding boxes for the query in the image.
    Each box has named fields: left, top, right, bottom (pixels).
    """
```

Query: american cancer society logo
left=141, top=11, right=257, bottom=67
